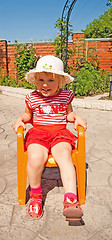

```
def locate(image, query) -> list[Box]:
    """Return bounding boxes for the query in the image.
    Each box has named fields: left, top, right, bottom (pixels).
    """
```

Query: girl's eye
left=39, top=79, right=44, bottom=82
left=49, top=79, right=54, bottom=82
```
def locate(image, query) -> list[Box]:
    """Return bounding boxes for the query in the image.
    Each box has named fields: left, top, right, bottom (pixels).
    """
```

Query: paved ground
left=0, top=90, right=112, bottom=240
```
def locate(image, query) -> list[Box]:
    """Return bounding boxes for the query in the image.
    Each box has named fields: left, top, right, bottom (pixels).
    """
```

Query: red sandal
left=63, top=197, right=83, bottom=221
left=28, top=192, right=43, bottom=219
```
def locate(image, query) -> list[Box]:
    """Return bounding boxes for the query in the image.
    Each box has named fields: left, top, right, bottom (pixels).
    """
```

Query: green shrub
left=0, top=74, right=36, bottom=89
left=15, top=43, right=38, bottom=82
left=0, top=75, right=17, bottom=87
left=66, top=63, right=109, bottom=96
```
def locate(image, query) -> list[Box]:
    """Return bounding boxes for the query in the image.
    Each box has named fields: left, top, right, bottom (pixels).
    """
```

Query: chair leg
left=17, top=152, right=27, bottom=205
left=76, top=126, right=86, bottom=205
left=72, top=149, right=86, bottom=205
left=76, top=156, right=86, bottom=205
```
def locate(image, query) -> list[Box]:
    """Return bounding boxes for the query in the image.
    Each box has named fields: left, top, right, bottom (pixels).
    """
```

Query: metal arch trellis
left=61, top=0, right=77, bottom=72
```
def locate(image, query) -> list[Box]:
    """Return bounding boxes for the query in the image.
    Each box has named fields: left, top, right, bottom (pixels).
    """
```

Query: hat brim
left=25, top=68, right=74, bottom=86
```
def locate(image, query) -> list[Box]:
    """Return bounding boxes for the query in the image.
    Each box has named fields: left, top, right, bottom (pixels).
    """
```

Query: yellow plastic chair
left=17, top=125, right=86, bottom=205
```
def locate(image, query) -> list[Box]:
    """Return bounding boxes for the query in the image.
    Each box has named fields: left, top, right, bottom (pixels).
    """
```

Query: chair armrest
left=76, top=126, right=86, bottom=166
left=17, top=126, right=24, bottom=136
left=17, top=126, right=25, bottom=153
left=77, top=125, right=86, bottom=158
left=77, top=125, right=85, bottom=139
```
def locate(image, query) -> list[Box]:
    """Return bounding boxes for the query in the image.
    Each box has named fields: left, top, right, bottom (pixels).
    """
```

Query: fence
left=0, top=32, right=112, bottom=80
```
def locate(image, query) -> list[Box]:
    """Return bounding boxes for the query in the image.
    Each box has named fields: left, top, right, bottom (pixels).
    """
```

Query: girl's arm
left=67, top=103, right=87, bottom=131
left=13, top=106, right=33, bottom=133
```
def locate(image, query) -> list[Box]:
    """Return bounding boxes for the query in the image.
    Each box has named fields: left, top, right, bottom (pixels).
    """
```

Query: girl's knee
left=27, top=145, right=48, bottom=169
left=52, top=142, right=72, bottom=157
left=27, top=157, right=42, bottom=170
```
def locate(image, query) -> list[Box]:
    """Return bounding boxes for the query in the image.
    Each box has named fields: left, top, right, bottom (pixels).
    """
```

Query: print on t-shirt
left=38, top=103, right=65, bottom=116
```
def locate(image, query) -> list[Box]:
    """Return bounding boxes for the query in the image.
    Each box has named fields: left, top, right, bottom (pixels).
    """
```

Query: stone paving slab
left=0, top=93, right=112, bottom=240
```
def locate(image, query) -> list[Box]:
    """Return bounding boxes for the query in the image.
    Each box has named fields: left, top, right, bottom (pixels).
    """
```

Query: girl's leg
left=51, top=142, right=83, bottom=221
left=51, top=142, right=77, bottom=194
left=27, top=143, right=48, bottom=188
left=27, top=143, right=48, bottom=218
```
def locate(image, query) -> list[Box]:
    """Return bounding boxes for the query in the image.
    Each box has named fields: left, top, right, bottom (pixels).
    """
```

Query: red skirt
left=25, top=125, right=77, bottom=151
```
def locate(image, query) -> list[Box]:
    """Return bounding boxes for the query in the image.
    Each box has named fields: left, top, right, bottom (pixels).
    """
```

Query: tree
left=82, top=7, right=112, bottom=38
left=106, top=0, right=112, bottom=6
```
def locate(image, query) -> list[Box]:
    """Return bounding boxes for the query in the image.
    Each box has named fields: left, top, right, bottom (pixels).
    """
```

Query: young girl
left=13, top=55, right=87, bottom=221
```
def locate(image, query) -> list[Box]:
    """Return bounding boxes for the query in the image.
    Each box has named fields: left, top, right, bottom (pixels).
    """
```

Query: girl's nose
left=43, top=83, right=47, bottom=87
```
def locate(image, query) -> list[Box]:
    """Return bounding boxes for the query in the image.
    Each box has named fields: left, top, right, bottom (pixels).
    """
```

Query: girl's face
left=35, top=72, right=59, bottom=97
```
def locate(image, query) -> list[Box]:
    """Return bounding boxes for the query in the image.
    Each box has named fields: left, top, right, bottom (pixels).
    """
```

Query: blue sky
left=0, top=0, right=110, bottom=43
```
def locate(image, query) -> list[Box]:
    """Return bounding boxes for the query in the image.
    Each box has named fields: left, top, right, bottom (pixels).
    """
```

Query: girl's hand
left=13, top=118, right=26, bottom=133
left=13, top=108, right=32, bottom=133
left=74, top=115, right=87, bottom=131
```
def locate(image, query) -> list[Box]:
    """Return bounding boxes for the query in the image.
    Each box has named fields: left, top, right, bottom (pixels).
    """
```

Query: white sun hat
left=25, top=55, right=74, bottom=86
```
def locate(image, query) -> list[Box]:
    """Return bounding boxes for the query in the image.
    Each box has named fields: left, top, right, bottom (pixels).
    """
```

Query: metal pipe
left=109, top=74, right=112, bottom=97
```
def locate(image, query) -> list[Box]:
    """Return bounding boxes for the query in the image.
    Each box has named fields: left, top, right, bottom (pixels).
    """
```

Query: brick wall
left=96, top=40, right=112, bottom=71
left=0, top=40, right=8, bottom=75
left=84, top=38, right=112, bottom=72
left=72, top=33, right=112, bottom=72
left=7, top=44, right=17, bottom=78
left=0, top=33, right=112, bottom=80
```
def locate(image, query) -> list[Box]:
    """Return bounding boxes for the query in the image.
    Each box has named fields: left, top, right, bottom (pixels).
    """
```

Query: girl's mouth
left=42, top=88, right=50, bottom=92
